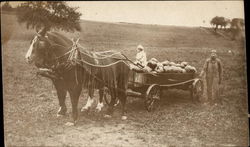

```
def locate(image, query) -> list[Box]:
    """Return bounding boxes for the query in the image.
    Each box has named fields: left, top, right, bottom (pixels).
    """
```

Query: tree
left=1, top=2, right=12, bottom=11
left=230, top=18, right=244, bottom=40
left=210, top=16, right=230, bottom=32
left=16, top=1, right=82, bottom=35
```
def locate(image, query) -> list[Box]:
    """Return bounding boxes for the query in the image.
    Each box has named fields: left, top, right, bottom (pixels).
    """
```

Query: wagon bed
left=126, top=70, right=204, bottom=111
left=104, top=69, right=204, bottom=111
left=129, top=72, right=196, bottom=88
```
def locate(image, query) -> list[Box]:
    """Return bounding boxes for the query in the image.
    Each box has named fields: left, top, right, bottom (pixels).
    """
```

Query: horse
left=72, top=45, right=131, bottom=120
left=25, top=30, right=106, bottom=125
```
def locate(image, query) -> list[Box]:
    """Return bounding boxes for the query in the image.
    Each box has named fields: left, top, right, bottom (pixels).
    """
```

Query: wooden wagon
left=104, top=70, right=204, bottom=112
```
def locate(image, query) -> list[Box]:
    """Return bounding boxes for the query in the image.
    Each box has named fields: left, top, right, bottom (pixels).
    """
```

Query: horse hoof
left=114, top=101, right=120, bottom=107
left=121, top=116, right=127, bottom=120
left=104, top=114, right=112, bottom=118
left=81, top=107, right=89, bottom=112
left=95, top=108, right=101, bottom=113
left=57, top=107, right=67, bottom=116
left=56, top=114, right=64, bottom=118
left=65, top=122, right=75, bottom=126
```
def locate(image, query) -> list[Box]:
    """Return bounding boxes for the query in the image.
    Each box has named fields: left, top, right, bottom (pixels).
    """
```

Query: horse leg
left=80, top=96, right=94, bottom=112
left=118, top=89, right=127, bottom=120
left=68, top=85, right=82, bottom=125
left=81, top=80, right=95, bottom=112
left=95, top=84, right=104, bottom=112
left=104, top=87, right=116, bottom=118
left=117, top=70, right=129, bottom=120
left=53, top=80, right=67, bottom=117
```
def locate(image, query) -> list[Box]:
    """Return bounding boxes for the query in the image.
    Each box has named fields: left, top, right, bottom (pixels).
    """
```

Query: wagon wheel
left=144, top=84, right=161, bottom=112
left=103, top=87, right=119, bottom=106
left=192, top=79, right=204, bottom=102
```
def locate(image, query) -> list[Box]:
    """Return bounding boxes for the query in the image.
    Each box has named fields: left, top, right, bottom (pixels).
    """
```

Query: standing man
left=199, top=50, right=223, bottom=105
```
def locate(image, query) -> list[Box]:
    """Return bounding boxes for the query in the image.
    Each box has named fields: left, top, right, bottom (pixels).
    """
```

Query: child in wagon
left=135, top=44, right=147, bottom=67
left=130, top=44, right=147, bottom=71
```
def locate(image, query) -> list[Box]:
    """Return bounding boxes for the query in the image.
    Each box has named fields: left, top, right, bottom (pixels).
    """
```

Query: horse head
left=25, top=30, right=73, bottom=68
left=25, top=31, right=53, bottom=68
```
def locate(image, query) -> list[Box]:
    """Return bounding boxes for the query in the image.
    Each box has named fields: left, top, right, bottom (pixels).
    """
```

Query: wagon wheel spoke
left=148, top=99, right=156, bottom=111
left=153, top=90, right=160, bottom=100
left=104, top=87, right=116, bottom=106
left=145, top=84, right=161, bottom=112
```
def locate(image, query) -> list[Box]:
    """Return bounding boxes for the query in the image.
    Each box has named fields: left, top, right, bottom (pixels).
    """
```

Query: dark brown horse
left=71, top=45, right=131, bottom=119
left=25, top=31, right=106, bottom=125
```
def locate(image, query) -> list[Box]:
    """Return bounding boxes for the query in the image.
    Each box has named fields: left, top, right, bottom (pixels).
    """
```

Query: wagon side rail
left=128, top=78, right=197, bottom=88
left=157, top=78, right=197, bottom=87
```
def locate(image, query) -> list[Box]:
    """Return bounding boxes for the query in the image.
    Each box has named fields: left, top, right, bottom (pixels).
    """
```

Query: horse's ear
left=76, top=38, right=80, bottom=44
left=36, top=32, right=41, bottom=37
left=38, top=27, right=48, bottom=37
left=71, top=38, right=75, bottom=44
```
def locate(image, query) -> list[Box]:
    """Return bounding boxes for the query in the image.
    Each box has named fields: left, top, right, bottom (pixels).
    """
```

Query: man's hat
left=211, top=49, right=217, bottom=53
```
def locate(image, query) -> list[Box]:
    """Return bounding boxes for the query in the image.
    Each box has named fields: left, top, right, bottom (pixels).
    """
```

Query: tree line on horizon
left=1, top=2, right=245, bottom=41
left=210, top=16, right=244, bottom=40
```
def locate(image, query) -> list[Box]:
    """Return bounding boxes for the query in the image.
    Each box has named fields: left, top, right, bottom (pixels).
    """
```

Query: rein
left=74, top=58, right=130, bottom=68
left=39, top=36, right=157, bottom=83
left=69, top=44, right=158, bottom=77
left=47, top=44, right=75, bottom=62
left=42, top=42, right=76, bottom=71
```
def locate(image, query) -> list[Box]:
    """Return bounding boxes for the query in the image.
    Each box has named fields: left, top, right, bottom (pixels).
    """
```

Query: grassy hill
left=2, top=13, right=244, bottom=59
left=2, top=13, right=248, bottom=146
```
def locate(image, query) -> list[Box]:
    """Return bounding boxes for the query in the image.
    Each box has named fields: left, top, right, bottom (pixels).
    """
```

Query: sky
left=67, top=1, right=244, bottom=27
left=5, top=1, right=244, bottom=27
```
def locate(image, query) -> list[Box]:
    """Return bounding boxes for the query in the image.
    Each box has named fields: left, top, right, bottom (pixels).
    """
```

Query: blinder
left=33, top=35, right=58, bottom=68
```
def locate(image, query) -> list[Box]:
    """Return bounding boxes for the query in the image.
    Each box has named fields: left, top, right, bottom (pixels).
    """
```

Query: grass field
left=2, top=13, right=248, bottom=146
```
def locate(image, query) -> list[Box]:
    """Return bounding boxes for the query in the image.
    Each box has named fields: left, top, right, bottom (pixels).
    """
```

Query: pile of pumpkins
left=144, top=58, right=197, bottom=74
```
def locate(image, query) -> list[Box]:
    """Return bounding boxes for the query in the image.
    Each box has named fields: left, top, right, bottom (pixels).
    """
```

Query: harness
left=36, top=36, right=157, bottom=94
left=36, top=36, right=76, bottom=80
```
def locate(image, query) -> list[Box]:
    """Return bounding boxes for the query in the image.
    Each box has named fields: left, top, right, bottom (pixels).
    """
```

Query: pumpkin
left=169, top=62, right=178, bottom=66
left=163, top=66, right=171, bottom=73
left=161, top=60, right=170, bottom=66
left=147, top=60, right=157, bottom=70
left=185, top=65, right=197, bottom=73
left=180, top=61, right=188, bottom=67
left=155, top=66, right=164, bottom=73
left=143, top=66, right=153, bottom=72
